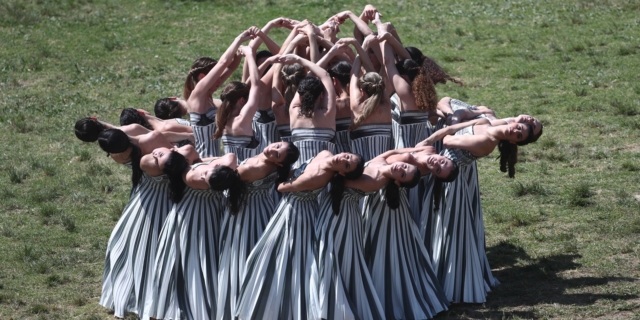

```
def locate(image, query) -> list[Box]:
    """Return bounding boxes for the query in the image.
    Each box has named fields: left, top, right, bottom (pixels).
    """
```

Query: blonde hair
left=350, top=72, right=385, bottom=130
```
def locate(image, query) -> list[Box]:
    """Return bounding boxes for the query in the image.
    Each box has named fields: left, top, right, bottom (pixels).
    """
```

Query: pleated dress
left=291, top=128, right=336, bottom=167
left=144, top=161, right=223, bottom=320
left=253, top=109, right=280, bottom=151
left=216, top=138, right=276, bottom=320
left=334, top=117, right=352, bottom=154
left=278, top=124, right=293, bottom=143
left=99, top=168, right=141, bottom=318
left=235, top=160, right=322, bottom=320
left=349, top=123, right=393, bottom=163
left=362, top=186, right=449, bottom=319
left=316, top=188, right=385, bottom=320
left=427, top=125, right=499, bottom=304
left=190, top=108, right=220, bottom=158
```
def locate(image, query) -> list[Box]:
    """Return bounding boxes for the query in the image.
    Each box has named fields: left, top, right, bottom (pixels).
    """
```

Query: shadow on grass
left=435, top=241, right=638, bottom=319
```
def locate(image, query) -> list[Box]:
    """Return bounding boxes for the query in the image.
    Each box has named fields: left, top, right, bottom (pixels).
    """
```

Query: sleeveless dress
left=144, top=161, right=223, bottom=320
left=316, top=188, right=385, bottom=320
left=217, top=168, right=279, bottom=320
left=100, top=162, right=151, bottom=318
left=426, top=112, right=500, bottom=303
left=190, top=108, right=220, bottom=158
left=291, top=128, right=336, bottom=167
left=253, top=109, right=280, bottom=150
left=235, top=160, right=322, bottom=320
left=221, top=134, right=260, bottom=162
left=363, top=186, right=448, bottom=319
left=334, top=117, right=352, bottom=154
left=349, top=123, right=393, bottom=163
left=278, top=124, right=292, bottom=143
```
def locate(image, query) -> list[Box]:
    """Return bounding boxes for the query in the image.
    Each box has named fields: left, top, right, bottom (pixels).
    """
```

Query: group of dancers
left=74, top=5, right=543, bottom=320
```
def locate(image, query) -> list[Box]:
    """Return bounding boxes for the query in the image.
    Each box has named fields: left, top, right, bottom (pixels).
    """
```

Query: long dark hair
left=297, top=76, right=324, bottom=118
left=162, top=151, right=189, bottom=203
left=213, top=81, right=251, bottom=139
left=431, top=162, right=460, bottom=211
left=208, top=166, right=246, bottom=215
left=499, top=122, right=536, bottom=178
left=120, top=108, right=152, bottom=130
left=97, top=129, right=143, bottom=188
left=385, top=166, right=421, bottom=209
left=328, top=61, right=351, bottom=88
left=275, top=143, right=300, bottom=184
left=75, top=117, right=104, bottom=142
left=330, top=154, right=365, bottom=214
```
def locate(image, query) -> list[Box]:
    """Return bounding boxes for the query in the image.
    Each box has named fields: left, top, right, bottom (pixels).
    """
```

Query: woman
left=95, top=129, right=193, bottom=318
left=213, top=45, right=264, bottom=162
left=216, top=142, right=300, bottom=320
left=278, top=51, right=338, bottom=166
left=347, top=38, right=392, bottom=163
left=360, top=154, right=449, bottom=319
left=236, top=151, right=364, bottom=320
left=419, top=118, right=538, bottom=303
left=145, top=152, right=243, bottom=320
left=185, top=28, right=257, bottom=158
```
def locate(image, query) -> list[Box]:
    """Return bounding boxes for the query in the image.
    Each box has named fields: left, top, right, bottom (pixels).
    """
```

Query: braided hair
left=328, top=61, right=351, bottom=88
left=281, top=63, right=306, bottom=115
left=154, top=98, right=182, bottom=120
left=183, top=57, right=218, bottom=100
left=350, top=72, right=385, bottom=130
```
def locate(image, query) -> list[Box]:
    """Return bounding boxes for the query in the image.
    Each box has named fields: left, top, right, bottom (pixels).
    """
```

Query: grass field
left=1, top=0, right=639, bottom=319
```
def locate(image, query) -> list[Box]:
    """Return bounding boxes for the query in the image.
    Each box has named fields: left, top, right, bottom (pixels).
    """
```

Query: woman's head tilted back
left=430, top=154, right=460, bottom=211
left=263, top=142, right=300, bottom=184
left=499, top=122, right=537, bottom=178
left=213, top=81, right=251, bottom=139
left=385, top=162, right=421, bottom=209
left=183, top=57, right=218, bottom=100
left=98, top=129, right=143, bottom=188
left=162, top=150, right=190, bottom=203
left=350, top=72, right=385, bottom=130
left=297, top=76, right=325, bottom=118
left=207, top=165, right=246, bottom=215
left=154, top=98, right=185, bottom=120
left=120, top=108, right=152, bottom=130
left=330, top=153, right=365, bottom=213
left=75, top=117, right=104, bottom=142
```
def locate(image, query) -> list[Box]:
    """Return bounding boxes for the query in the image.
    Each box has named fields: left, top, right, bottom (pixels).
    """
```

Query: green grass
left=2, top=0, right=640, bottom=318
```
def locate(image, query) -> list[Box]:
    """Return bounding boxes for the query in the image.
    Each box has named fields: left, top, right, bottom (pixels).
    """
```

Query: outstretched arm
left=417, top=118, right=489, bottom=146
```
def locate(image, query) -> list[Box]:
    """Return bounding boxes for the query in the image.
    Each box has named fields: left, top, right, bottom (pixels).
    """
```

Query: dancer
left=361, top=153, right=449, bottom=319
left=145, top=152, right=243, bottom=320
left=217, top=142, right=300, bottom=320
left=236, top=151, right=364, bottom=320
left=186, top=27, right=258, bottom=158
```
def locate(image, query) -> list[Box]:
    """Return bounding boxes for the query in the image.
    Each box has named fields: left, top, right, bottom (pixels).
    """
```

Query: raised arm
left=301, top=23, right=320, bottom=63
left=380, top=38, right=415, bottom=108
left=236, top=46, right=263, bottom=130
left=417, top=118, right=489, bottom=146
left=353, top=5, right=379, bottom=43
left=189, top=27, right=257, bottom=111
left=375, top=22, right=411, bottom=60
